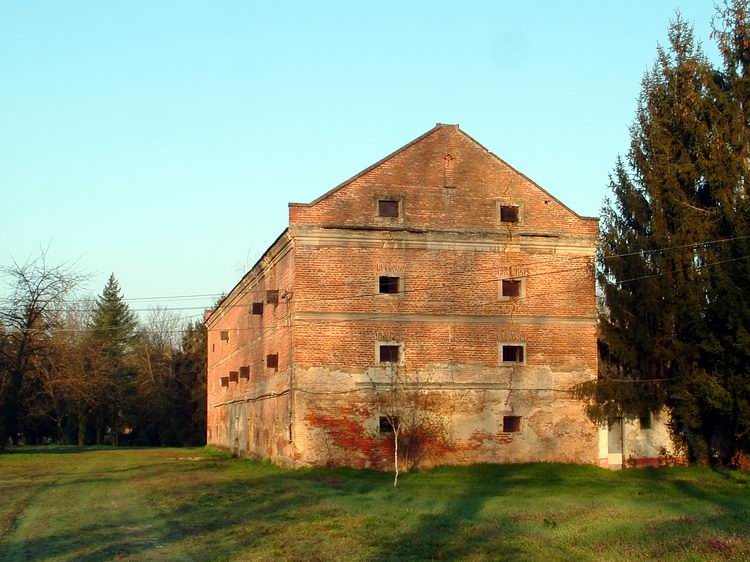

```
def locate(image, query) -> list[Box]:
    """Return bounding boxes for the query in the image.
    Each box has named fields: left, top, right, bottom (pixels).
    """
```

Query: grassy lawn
left=0, top=447, right=748, bottom=561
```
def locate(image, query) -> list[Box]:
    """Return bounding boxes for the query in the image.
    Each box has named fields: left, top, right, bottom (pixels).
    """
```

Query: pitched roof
left=289, top=123, right=597, bottom=222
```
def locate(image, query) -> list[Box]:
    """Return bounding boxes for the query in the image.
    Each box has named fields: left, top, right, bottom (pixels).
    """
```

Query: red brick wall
left=289, top=124, right=598, bottom=238
left=293, top=245, right=595, bottom=319
left=206, top=236, right=295, bottom=460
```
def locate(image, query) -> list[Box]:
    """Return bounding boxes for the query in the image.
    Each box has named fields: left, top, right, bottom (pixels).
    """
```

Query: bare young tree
left=0, top=251, right=85, bottom=449
left=370, top=365, right=451, bottom=487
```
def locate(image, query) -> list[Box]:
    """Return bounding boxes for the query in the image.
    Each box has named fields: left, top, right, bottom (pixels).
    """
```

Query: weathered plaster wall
left=623, top=410, right=675, bottom=466
left=291, top=363, right=598, bottom=469
left=597, top=409, right=676, bottom=469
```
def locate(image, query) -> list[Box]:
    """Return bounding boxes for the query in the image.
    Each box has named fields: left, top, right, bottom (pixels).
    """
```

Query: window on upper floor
left=379, top=275, right=401, bottom=294
left=251, top=302, right=264, bottom=315
left=239, top=366, right=250, bottom=380
left=500, top=343, right=525, bottom=365
left=266, top=290, right=279, bottom=305
left=229, top=371, right=239, bottom=383
left=378, top=343, right=402, bottom=364
left=220, top=376, right=229, bottom=388
left=220, top=330, right=230, bottom=342
left=266, top=353, right=279, bottom=370
left=378, top=199, right=400, bottom=218
left=500, top=205, right=520, bottom=223
left=501, top=279, right=522, bottom=298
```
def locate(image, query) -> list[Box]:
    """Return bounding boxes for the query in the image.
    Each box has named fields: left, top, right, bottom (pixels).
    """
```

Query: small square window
left=503, top=415, right=521, bottom=433
left=239, top=366, right=250, bottom=380
left=379, top=276, right=400, bottom=294
left=379, top=344, right=400, bottom=364
left=229, top=371, right=239, bottom=383
left=500, top=205, right=519, bottom=223
left=266, top=354, right=279, bottom=370
left=501, top=344, right=525, bottom=364
left=378, top=200, right=399, bottom=218
left=639, top=412, right=652, bottom=430
left=251, top=302, right=264, bottom=315
left=379, top=416, right=399, bottom=433
left=220, top=330, right=230, bottom=342
left=220, top=376, right=230, bottom=388
left=502, top=279, right=521, bottom=298
left=266, top=290, right=279, bottom=305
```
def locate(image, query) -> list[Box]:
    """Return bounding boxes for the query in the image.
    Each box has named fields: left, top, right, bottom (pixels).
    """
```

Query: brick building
left=206, top=123, right=611, bottom=469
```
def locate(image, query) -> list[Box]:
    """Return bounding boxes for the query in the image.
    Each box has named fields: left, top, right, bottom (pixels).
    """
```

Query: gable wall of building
left=289, top=124, right=598, bottom=238
left=283, top=125, right=600, bottom=468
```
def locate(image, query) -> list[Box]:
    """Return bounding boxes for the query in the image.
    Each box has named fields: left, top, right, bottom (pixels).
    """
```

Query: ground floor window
left=503, top=415, right=521, bottom=433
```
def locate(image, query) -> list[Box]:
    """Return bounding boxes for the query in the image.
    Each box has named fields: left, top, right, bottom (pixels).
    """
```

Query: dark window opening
left=379, top=416, right=399, bottom=433
left=379, top=345, right=400, bottom=363
left=502, top=345, right=524, bottom=363
left=239, top=366, right=250, bottom=380
left=502, top=279, right=521, bottom=297
left=266, top=290, right=279, bottom=305
left=251, top=302, right=264, bottom=315
left=220, top=330, right=229, bottom=342
left=378, top=200, right=399, bottom=218
left=503, top=415, right=521, bottom=433
left=229, top=371, right=239, bottom=383
left=220, top=376, right=229, bottom=388
left=212, top=344, right=215, bottom=352
left=379, top=276, right=400, bottom=294
left=500, top=205, right=519, bottom=223
left=266, top=354, right=279, bottom=370
left=639, top=412, right=652, bottom=430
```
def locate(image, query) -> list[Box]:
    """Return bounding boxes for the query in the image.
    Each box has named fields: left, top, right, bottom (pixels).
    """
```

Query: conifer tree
left=89, top=274, right=136, bottom=445
left=582, top=6, right=750, bottom=464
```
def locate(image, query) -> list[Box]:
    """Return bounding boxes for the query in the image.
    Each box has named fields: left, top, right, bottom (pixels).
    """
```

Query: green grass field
left=0, top=447, right=748, bottom=561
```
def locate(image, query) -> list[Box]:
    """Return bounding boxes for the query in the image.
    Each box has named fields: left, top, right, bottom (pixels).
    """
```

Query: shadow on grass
left=3, top=445, right=156, bottom=455
left=2, top=454, right=750, bottom=562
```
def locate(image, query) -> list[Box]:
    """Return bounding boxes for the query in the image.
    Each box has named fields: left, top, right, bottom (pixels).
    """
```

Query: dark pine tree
left=89, top=273, right=137, bottom=445
left=580, top=6, right=750, bottom=465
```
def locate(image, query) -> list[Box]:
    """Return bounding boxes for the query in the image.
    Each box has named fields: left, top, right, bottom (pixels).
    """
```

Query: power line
left=4, top=232, right=747, bottom=308
left=5, top=239, right=750, bottom=336
left=8, top=251, right=750, bottom=336
left=599, top=233, right=750, bottom=260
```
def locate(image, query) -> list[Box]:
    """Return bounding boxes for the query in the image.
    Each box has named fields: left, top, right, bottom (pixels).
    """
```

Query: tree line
left=578, top=1, right=750, bottom=466
left=0, top=256, right=206, bottom=449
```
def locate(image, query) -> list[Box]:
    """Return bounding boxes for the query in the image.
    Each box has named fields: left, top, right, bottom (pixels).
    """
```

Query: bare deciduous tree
left=370, top=365, right=451, bottom=487
left=0, top=251, right=85, bottom=449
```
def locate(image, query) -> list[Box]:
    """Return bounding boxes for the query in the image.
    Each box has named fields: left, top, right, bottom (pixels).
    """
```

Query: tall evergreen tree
left=703, top=0, right=750, bottom=460
left=581, top=6, right=750, bottom=464
left=89, top=274, right=136, bottom=445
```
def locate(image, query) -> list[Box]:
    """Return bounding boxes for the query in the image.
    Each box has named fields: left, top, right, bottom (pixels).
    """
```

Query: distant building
left=205, top=124, right=670, bottom=469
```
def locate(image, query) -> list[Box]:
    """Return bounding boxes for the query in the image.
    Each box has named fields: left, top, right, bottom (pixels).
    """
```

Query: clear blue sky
left=0, top=1, right=718, bottom=319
